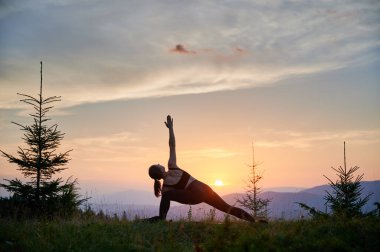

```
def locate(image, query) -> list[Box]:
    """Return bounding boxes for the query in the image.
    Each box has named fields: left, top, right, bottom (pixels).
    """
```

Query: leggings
left=159, top=180, right=255, bottom=222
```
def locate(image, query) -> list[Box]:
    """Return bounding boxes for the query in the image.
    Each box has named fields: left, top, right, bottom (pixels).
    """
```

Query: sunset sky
left=1, top=0, right=379, bottom=198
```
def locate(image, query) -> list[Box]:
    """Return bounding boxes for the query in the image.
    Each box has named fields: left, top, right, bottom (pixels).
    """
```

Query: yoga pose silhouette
left=147, top=115, right=255, bottom=222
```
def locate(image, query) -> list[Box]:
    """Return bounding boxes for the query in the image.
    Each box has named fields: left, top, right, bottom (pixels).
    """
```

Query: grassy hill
left=1, top=216, right=379, bottom=251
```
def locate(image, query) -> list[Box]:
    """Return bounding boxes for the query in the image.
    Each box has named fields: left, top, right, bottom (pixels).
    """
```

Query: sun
left=214, top=179, right=224, bottom=186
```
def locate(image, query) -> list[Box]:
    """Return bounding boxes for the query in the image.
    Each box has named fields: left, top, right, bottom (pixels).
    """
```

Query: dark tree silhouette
left=0, top=62, right=83, bottom=217
left=237, top=142, right=270, bottom=220
left=323, top=142, right=372, bottom=218
left=298, top=142, right=373, bottom=218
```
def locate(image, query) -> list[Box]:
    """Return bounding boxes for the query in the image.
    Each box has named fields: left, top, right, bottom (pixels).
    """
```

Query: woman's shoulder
left=168, top=164, right=182, bottom=170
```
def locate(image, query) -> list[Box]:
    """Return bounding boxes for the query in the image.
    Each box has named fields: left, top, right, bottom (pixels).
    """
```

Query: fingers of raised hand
left=165, top=115, right=173, bottom=128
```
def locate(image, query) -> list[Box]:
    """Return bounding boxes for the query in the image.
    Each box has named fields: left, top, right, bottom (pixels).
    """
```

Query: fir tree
left=0, top=62, right=83, bottom=217
left=298, top=142, right=372, bottom=218
left=237, top=142, right=270, bottom=219
left=323, top=142, right=372, bottom=218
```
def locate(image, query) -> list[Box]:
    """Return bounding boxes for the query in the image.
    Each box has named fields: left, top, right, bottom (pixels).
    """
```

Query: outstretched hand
left=165, top=115, right=174, bottom=129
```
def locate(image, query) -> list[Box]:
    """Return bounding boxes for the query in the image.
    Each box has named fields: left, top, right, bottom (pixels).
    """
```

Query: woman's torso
left=162, top=167, right=195, bottom=192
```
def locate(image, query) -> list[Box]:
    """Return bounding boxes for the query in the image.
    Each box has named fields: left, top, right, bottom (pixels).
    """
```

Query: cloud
left=0, top=0, right=379, bottom=109
left=169, top=44, right=247, bottom=59
left=62, top=132, right=148, bottom=162
left=234, top=47, right=245, bottom=54
left=170, top=44, right=196, bottom=54
left=256, top=130, right=380, bottom=149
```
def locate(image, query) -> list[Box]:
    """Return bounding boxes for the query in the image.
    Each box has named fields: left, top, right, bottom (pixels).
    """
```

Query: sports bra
left=163, top=167, right=194, bottom=190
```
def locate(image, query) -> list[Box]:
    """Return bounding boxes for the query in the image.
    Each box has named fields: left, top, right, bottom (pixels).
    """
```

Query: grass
left=1, top=216, right=379, bottom=251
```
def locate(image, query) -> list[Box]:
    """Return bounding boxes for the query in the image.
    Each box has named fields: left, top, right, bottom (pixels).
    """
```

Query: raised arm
left=165, top=115, right=177, bottom=168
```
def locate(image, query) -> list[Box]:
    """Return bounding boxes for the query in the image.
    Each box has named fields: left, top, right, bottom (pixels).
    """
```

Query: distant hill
left=88, top=180, right=380, bottom=220
left=88, top=190, right=159, bottom=205
left=263, top=187, right=306, bottom=193
left=301, top=180, right=380, bottom=197
left=224, top=180, right=380, bottom=219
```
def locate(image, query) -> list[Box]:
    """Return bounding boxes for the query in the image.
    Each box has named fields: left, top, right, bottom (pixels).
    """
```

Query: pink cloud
left=170, top=44, right=196, bottom=54
left=234, top=47, right=246, bottom=54
left=169, top=44, right=249, bottom=61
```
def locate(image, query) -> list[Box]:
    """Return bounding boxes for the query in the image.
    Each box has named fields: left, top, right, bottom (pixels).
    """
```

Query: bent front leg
left=159, top=189, right=203, bottom=219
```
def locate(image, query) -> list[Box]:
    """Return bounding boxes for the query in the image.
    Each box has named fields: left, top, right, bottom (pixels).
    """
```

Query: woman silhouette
left=148, top=115, right=255, bottom=222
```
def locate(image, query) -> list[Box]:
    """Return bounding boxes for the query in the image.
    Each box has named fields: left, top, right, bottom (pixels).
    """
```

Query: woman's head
left=148, top=164, right=165, bottom=197
left=148, top=164, right=165, bottom=180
